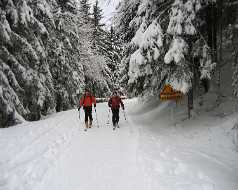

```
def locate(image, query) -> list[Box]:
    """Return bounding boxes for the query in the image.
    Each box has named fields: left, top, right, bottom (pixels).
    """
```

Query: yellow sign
left=159, top=85, right=183, bottom=101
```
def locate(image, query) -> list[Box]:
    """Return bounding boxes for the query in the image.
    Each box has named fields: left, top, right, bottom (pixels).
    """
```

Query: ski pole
left=123, top=109, right=127, bottom=121
left=107, top=109, right=110, bottom=125
left=94, top=108, right=99, bottom=128
left=77, top=108, right=83, bottom=130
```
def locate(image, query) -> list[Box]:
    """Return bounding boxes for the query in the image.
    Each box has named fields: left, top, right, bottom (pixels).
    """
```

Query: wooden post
left=187, top=88, right=193, bottom=119
left=170, top=101, right=174, bottom=122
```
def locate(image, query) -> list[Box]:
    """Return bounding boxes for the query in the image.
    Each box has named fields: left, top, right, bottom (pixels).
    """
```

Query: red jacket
left=80, top=95, right=96, bottom=108
left=108, top=96, right=124, bottom=109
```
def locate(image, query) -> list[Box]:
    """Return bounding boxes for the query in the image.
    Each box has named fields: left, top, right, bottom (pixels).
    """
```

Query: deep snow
left=0, top=99, right=238, bottom=190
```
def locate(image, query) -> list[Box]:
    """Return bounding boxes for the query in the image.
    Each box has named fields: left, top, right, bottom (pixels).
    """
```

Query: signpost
left=159, top=85, right=183, bottom=101
left=160, top=85, right=183, bottom=122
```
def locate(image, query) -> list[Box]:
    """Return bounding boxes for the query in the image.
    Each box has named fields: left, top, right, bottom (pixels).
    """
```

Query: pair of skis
left=106, top=109, right=127, bottom=122
left=107, top=121, right=119, bottom=131
left=106, top=109, right=116, bottom=130
left=106, top=109, right=127, bottom=130
left=78, top=108, right=100, bottom=131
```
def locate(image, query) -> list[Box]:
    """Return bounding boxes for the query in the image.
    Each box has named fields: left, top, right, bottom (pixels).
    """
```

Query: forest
left=0, top=0, right=122, bottom=127
left=1, top=0, right=238, bottom=127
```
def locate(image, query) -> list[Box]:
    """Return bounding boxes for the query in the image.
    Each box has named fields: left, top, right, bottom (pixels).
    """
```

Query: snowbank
left=129, top=97, right=238, bottom=190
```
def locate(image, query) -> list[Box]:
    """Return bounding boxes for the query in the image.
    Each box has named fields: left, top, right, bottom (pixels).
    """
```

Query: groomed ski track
left=1, top=100, right=238, bottom=190
left=0, top=101, right=145, bottom=190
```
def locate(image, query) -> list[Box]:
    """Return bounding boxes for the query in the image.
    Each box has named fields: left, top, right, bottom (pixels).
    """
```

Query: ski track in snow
left=1, top=100, right=238, bottom=190
left=0, top=111, right=79, bottom=190
left=136, top=130, right=219, bottom=190
left=0, top=103, right=146, bottom=190
left=129, top=100, right=238, bottom=190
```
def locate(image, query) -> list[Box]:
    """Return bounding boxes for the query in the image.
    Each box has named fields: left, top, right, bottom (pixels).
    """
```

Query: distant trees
left=0, top=0, right=122, bottom=127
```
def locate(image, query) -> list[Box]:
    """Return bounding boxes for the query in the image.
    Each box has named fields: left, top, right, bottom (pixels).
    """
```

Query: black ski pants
left=84, top=106, right=93, bottom=123
left=111, top=108, right=120, bottom=126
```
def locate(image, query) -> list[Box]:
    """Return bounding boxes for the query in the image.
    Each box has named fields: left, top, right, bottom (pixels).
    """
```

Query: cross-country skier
left=108, top=91, right=125, bottom=130
left=78, top=89, right=96, bottom=131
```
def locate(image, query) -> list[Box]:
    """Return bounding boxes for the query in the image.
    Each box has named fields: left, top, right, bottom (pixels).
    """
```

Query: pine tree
left=113, top=0, right=141, bottom=93
left=114, top=0, right=217, bottom=102
left=0, top=0, right=55, bottom=127
left=230, top=2, right=238, bottom=101
left=0, top=0, right=114, bottom=127
left=106, top=26, right=123, bottom=87
left=91, top=0, right=105, bottom=54
left=79, top=0, right=91, bottom=23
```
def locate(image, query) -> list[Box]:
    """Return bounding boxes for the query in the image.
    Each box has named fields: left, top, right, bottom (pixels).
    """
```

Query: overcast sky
left=89, top=0, right=120, bottom=25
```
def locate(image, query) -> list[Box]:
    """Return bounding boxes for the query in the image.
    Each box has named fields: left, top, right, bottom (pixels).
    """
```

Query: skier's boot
left=116, top=122, right=119, bottom=128
left=113, top=122, right=116, bottom=130
left=89, top=120, right=92, bottom=128
left=84, top=121, right=88, bottom=131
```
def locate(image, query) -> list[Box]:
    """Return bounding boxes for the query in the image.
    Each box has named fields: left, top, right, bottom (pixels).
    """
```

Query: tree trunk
left=187, top=88, right=193, bottom=119
left=216, top=0, right=223, bottom=105
left=207, top=2, right=218, bottom=65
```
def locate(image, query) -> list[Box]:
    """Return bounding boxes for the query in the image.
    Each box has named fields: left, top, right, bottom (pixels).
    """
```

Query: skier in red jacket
left=108, top=91, right=124, bottom=129
left=78, top=89, right=96, bottom=131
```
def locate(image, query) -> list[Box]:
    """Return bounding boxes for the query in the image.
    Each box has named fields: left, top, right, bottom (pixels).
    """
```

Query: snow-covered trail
left=0, top=102, right=146, bottom=190
left=1, top=100, right=238, bottom=190
left=39, top=105, right=145, bottom=190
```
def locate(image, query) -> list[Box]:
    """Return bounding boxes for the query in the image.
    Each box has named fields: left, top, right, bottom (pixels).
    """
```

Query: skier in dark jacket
left=78, top=89, right=96, bottom=131
left=108, top=91, right=124, bottom=129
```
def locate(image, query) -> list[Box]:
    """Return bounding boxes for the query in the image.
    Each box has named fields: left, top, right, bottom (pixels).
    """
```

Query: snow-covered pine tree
left=114, top=0, right=175, bottom=96
left=77, top=0, right=116, bottom=97
left=91, top=0, right=105, bottom=53
left=113, top=0, right=141, bottom=93
left=229, top=1, right=238, bottom=101
left=106, top=26, right=123, bottom=87
left=0, top=0, right=56, bottom=127
left=114, top=0, right=220, bottom=107
left=77, top=0, right=113, bottom=97
left=165, top=0, right=203, bottom=117
left=0, top=0, right=114, bottom=127
left=79, top=0, right=91, bottom=21
left=47, top=0, right=86, bottom=111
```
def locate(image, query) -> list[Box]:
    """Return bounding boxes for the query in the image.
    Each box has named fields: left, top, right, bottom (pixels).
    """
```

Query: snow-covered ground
left=1, top=99, right=238, bottom=190
left=129, top=98, right=238, bottom=190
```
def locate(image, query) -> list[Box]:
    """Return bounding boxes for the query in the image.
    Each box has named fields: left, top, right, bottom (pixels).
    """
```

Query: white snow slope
left=0, top=99, right=238, bottom=190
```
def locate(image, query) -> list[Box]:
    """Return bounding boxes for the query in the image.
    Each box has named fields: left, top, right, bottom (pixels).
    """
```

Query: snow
left=1, top=100, right=238, bottom=190
left=0, top=13, right=11, bottom=42
left=36, top=0, right=53, bottom=20
left=167, top=0, right=197, bottom=36
left=129, top=98, right=238, bottom=190
left=169, top=78, right=191, bottom=94
left=129, top=20, right=164, bottom=84
left=164, top=37, right=188, bottom=65
left=132, top=20, right=147, bottom=47
left=128, top=50, right=144, bottom=84
left=19, top=1, right=33, bottom=26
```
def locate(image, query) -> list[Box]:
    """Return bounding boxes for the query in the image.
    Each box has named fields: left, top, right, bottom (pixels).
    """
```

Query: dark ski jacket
left=108, top=95, right=124, bottom=110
